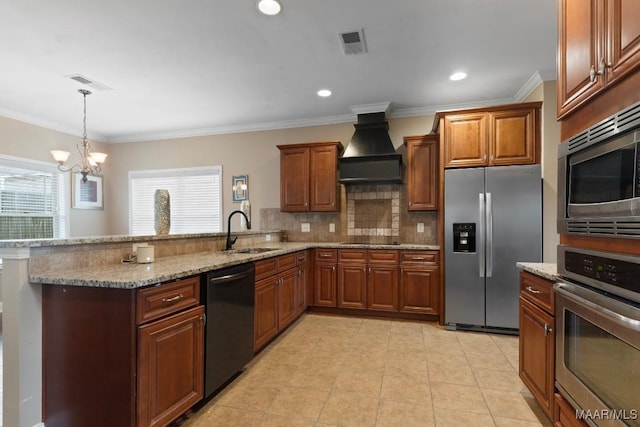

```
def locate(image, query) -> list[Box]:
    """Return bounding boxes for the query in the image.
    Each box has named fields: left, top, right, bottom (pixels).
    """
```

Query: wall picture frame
left=72, top=173, right=104, bottom=209
left=232, top=175, right=248, bottom=202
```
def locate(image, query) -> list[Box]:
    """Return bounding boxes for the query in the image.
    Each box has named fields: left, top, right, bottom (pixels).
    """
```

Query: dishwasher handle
left=208, top=271, right=252, bottom=286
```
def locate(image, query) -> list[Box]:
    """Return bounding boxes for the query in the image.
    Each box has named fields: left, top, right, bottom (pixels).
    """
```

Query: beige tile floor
left=175, top=314, right=552, bottom=427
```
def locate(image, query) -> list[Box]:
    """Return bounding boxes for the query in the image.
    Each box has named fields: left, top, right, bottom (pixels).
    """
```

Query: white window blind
left=129, top=166, right=222, bottom=235
left=0, top=156, right=67, bottom=239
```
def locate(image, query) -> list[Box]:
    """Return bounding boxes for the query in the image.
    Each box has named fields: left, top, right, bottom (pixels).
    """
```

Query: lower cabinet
left=337, top=249, right=399, bottom=311
left=314, top=249, right=338, bottom=307
left=137, top=305, right=204, bottom=427
left=42, top=276, right=204, bottom=427
left=399, top=251, right=440, bottom=314
left=554, top=393, right=589, bottom=427
left=254, top=252, right=305, bottom=351
left=518, top=271, right=555, bottom=420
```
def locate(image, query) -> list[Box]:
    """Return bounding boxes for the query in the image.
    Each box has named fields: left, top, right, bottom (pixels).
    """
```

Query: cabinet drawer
left=400, top=251, right=438, bottom=264
left=278, top=253, right=297, bottom=272
left=136, top=276, right=200, bottom=324
left=520, top=271, right=554, bottom=314
left=339, top=249, right=367, bottom=263
left=368, top=250, right=398, bottom=264
left=255, top=257, right=279, bottom=281
left=315, top=248, right=338, bottom=262
left=296, top=250, right=307, bottom=266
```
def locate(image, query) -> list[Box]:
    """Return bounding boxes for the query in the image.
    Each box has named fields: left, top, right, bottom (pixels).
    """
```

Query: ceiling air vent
left=339, top=29, right=367, bottom=55
left=67, top=74, right=112, bottom=91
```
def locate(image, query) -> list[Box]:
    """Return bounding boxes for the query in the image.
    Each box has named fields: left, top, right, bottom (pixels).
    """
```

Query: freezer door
left=485, top=165, right=542, bottom=329
left=444, top=168, right=486, bottom=327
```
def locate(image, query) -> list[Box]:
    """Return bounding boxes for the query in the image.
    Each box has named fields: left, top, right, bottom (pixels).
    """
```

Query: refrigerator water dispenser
left=453, top=223, right=476, bottom=253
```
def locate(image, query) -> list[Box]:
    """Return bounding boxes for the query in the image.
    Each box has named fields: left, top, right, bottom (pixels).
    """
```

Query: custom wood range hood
left=338, top=112, right=403, bottom=184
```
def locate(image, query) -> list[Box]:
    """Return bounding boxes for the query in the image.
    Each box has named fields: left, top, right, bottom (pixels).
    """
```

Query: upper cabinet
left=277, top=141, right=343, bottom=212
left=403, top=134, right=439, bottom=211
left=434, top=102, right=541, bottom=169
left=557, top=0, right=640, bottom=119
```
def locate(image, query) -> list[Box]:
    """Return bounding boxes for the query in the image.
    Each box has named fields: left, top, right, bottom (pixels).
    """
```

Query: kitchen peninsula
left=0, top=231, right=439, bottom=427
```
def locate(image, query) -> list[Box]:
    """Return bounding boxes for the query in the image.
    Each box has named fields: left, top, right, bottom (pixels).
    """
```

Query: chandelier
left=51, top=89, right=107, bottom=183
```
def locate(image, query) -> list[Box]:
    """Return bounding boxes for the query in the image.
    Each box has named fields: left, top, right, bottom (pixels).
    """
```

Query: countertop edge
left=31, top=242, right=440, bottom=288
left=517, top=262, right=558, bottom=281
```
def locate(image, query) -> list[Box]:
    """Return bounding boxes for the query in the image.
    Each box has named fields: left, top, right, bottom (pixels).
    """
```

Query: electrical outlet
left=329, top=223, right=335, bottom=233
left=265, top=234, right=272, bottom=241
left=301, top=223, right=311, bottom=232
left=417, top=223, right=425, bottom=233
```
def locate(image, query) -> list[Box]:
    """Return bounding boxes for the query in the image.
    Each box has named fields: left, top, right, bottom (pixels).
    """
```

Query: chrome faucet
left=226, top=210, right=251, bottom=250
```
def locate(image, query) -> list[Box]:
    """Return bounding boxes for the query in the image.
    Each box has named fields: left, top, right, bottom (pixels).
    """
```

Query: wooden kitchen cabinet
left=435, top=103, right=541, bottom=168
left=314, top=248, right=338, bottom=307
left=399, top=251, right=440, bottom=315
left=404, top=134, right=439, bottom=210
left=337, top=249, right=399, bottom=311
left=254, top=252, right=301, bottom=351
left=42, top=276, right=204, bottom=427
left=558, top=0, right=640, bottom=118
left=554, top=393, right=589, bottom=427
left=295, top=250, right=309, bottom=316
left=277, top=141, right=343, bottom=212
left=519, top=271, right=555, bottom=420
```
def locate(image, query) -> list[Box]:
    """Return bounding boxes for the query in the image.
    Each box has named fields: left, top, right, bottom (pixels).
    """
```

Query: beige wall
left=106, top=115, right=436, bottom=235
left=0, top=116, right=112, bottom=237
left=524, top=81, right=561, bottom=262
left=0, top=91, right=559, bottom=253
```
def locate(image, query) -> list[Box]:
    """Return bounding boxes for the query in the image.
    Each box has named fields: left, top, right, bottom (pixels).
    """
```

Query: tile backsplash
left=260, top=184, right=437, bottom=245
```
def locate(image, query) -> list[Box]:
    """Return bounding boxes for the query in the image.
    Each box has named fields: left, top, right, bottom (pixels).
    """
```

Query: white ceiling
left=0, top=0, right=557, bottom=143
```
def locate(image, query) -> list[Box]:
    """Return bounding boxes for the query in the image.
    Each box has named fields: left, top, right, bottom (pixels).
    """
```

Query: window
left=129, top=166, right=222, bottom=235
left=0, top=155, right=68, bottom=240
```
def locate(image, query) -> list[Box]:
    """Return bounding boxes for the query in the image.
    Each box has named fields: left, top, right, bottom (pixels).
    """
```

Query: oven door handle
left=554, top=282, right=640, bottom=329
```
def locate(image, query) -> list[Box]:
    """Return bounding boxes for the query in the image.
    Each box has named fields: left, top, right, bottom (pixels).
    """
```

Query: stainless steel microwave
left=558, top=101, right=640, bottom=238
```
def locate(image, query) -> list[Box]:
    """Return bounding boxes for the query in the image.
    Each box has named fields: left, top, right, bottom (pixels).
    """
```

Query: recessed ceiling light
left=317, top=89, right=332, bottom=97
left=257, top=0, right=281, bottom=15
left=450, top=72, right=467, bottom=81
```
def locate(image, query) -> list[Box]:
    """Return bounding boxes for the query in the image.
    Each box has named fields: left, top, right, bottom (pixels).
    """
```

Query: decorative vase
left=154, top=189, right=171, bottom=235
left=240, top=199, right=251, bottom=230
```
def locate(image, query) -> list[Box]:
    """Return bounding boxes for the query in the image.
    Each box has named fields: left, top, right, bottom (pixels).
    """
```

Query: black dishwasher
left=201, top=262, right=255, bottom=400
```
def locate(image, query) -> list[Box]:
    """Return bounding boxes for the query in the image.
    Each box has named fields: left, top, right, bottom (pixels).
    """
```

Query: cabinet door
left=295, top=266, right=306, bottom=316
left=367, top=264, right=399, bottom=311
left=443, top=113, right=487, bottom=168
left=309, top=144, right=339, bottom=211
left=606, top=0, right=640, bottom=86
left=557, top=0, right=606, bottom=118
left=337, top=263, right=367, bottom=309
left=489, top=108, right=537, bottom=166
left=137, top=305, right=204, bottom=427
left=254, top=277, right=278, bottom=351
left=519, top=297, right=554, bottom=419
left=406, top=136, right=438, bottom=210
left=278, top=269, right=298, bottom=330
left=314, top=262, right=337, bottom=307
left=280, top=147, right=310, bottom=211
left=399, top=265, right=439, bottom=314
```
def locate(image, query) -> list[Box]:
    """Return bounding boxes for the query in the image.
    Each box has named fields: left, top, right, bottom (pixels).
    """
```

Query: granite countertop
left=30, top=242, right=440, bottom=289
left=517, top=262, right=558, bottom=281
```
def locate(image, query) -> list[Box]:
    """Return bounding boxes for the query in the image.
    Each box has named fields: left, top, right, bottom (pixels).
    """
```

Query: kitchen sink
left=224, top=247, right=278, bottom=254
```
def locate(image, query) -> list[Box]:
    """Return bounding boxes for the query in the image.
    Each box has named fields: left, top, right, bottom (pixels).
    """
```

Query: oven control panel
left=564, top=250, right=640, bottom=296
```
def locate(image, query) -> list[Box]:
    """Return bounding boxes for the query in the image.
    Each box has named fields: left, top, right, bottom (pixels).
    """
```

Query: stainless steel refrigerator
left=444, top=164, right=542, bottom=332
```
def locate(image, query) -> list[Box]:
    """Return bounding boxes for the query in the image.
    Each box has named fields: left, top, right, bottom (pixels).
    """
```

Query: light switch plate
left=329, top=223, right=335, bottom=233
left=301, top=223, right=311, bottom=232
left=417, top=223, right=425, bottom=233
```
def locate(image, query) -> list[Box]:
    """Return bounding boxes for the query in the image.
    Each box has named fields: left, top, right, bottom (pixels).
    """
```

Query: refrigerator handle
left=486, top=192, right=493, bottom=277
left=478, top=193, right=485, bottom=277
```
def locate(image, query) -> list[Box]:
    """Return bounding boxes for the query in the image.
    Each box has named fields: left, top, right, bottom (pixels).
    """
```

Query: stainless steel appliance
left=201, top=263, right=255, bottom=400
left=555, top=245, right=640, bottom=427
left=444, top=164, right=542, bottom=332
left=558, top=100, right=640, bottom=238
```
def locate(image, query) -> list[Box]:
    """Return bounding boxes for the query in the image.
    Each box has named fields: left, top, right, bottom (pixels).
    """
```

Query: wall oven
left=558, top=100, right=640, bottom=238
left=555, top=245, right=640, bottom=426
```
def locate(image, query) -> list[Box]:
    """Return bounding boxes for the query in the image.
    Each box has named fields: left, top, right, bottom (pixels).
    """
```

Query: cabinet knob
left=598, top=57, right=612, bottom=75
left=589, top=64, right=598, bottom=82
left=544, top=323, right=553, bottom=336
